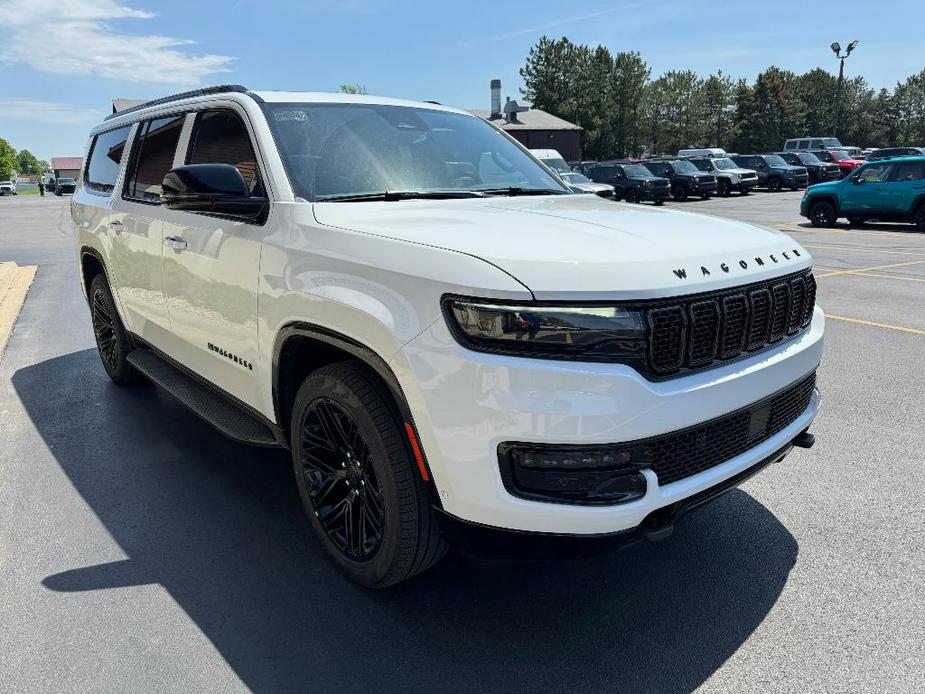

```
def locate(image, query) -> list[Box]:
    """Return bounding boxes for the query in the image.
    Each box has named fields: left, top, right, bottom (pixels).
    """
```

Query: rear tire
left=89, top=274, right=141, bottom=385
left=809, top=200, right=838, bottom=228
left=914, top=205, right=925, bottom=231
left=291, top=362, right=447, bottom=588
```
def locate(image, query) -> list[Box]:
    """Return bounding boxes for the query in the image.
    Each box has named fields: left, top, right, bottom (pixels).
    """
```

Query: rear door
left=109, top=113, right=187, bottom=343
left=883, top=161, right=925, bottom=215
left=161, top=107, right=266, bottom=407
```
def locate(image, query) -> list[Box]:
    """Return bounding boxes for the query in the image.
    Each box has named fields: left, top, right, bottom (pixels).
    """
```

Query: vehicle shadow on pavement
left=15, top=350, right=798, bottom=694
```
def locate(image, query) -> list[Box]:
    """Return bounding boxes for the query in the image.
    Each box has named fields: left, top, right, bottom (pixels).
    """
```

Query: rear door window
left=892, top=162, right=925, bottom=181
left=85, top=125, right=132, bottom=194
left=124, top=114, right=185, bottom=202
left=187, top=110, right=262, bottom=194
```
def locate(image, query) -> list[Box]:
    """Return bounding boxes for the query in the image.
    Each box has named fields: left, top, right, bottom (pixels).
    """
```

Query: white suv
left=73, top=86, right=823, bottom=587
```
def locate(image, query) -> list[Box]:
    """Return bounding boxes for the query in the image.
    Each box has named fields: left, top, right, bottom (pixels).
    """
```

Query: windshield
left=58, top=178, right=76, bottom=184
left=561, top=172, right=591, bottom=184
left=828, top=150, right=852, bottom=161
left=763, top=155, right=787, bottom=167
left=622, top=164, right=651, bottom=177
left=541, top=157, right=572, bottom=173
left=712, top=158, right=737, bottom=170
left=672, top=160, right=699, bottom=174
left=261, top=103, right=566, bottom=200
left=797, top=152, right=821, bottom=164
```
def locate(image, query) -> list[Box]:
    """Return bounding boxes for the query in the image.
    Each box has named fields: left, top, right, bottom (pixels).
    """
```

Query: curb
left=0, top=261, right=38, bottom=360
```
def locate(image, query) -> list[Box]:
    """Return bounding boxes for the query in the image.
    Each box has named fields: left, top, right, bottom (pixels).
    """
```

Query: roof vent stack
left=503, top=96, right=528, bottom=124
left=490, top=79, right=502, bottom=119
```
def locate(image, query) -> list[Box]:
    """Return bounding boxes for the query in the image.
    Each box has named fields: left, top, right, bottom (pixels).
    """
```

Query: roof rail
left=104, top=84, right=252, bottom=121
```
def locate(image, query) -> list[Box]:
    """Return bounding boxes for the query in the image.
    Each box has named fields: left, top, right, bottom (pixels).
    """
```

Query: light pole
left=831, top=40, right=859, bottom=137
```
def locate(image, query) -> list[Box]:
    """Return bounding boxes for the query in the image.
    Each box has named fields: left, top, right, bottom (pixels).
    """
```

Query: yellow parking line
left=847, top=271, right=925, bottom=283
left=815, top=259, right=925, bottom=279
left=801, top=243, right=925, bottom=258
left=826, top=314, right=925, bottom=336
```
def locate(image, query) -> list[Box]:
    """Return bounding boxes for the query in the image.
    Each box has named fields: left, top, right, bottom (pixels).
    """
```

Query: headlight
left=443, top=299, right=647, bottom=363
left=642, top=180, right=651, bottom=188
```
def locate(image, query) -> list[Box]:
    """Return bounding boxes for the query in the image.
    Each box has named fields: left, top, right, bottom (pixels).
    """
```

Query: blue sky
left=1, top=0, right=923, bottom=162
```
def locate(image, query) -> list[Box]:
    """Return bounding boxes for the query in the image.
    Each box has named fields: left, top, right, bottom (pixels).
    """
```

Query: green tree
left=338, top=84, right=367, bottom=94
left=701, top=71, right=737, bottom=147
left=746, top=67, right=805, bottom=151
left=0, top=137, right=16, bottom=180
left=610, top=51, right=650, bottom=157
left=15, top=149, right=47, bottom=176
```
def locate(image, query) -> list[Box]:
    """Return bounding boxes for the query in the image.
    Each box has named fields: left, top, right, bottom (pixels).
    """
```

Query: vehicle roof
left=95, top=86, right=473, bottom=133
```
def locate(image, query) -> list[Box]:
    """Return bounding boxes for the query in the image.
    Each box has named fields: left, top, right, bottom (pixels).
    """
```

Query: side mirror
left=852, top=176, right=864, bottom=184
left=161, top=164, right=267, bottom=222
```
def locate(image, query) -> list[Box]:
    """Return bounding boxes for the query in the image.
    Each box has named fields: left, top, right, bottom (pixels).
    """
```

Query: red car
left=810, top=149, right=863, bottom=177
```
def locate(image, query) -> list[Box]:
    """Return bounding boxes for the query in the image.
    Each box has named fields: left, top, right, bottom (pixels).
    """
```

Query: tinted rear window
left=125, top=115, right=185, bottom=202
left=85, top=125, right=132, bottom=194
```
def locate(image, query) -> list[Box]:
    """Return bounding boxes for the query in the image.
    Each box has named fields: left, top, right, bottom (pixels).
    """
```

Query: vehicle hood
left=313, top=194, right=811, bottom=300
left=724, top=167, right=755, bottom=175
left=632, top=174, right=668, bottom=183
left=807, top=179, right=843, bottom=193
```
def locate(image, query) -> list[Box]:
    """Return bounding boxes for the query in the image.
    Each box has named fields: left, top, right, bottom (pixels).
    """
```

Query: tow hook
left=793, top=430, right=815, bottom=449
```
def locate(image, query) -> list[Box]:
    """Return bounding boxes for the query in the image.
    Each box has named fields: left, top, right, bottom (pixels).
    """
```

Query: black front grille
left=642, top=269, right=816, bottom=378
left=637, top=371, right=816, bottom=485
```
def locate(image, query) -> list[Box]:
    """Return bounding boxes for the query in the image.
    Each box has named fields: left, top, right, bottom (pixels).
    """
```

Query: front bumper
left=394, top=307, right=824, bottom=535
left=733, top=179, right=758, bottom=191
left=641, top=186, right=670, bottom=201
left=693, top=181, right=718, bottom=194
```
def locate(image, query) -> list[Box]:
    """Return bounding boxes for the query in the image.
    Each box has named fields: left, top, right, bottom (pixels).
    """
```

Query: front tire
left=671, top=184, right=688, bottom=201
left=624, top=188, right=639, bottom=204
left=809, top=200, right=838, bottom=228
left=89, top=274, right=140, bottom=385
left=291, top=362, right=446, bottom=588
left=768, top=177, right=782, bottom=192
left=718, top=180, right=731, bottom=197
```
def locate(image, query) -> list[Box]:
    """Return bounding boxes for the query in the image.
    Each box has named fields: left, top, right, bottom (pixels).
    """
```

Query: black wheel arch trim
left=808, top=195, right=840, bottom=215
left=272, top=322, right=442, bottom=506
left=79, top=246, right=110, bottom=302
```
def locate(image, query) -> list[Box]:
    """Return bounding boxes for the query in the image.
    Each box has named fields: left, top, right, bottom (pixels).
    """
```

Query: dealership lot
left=1, top=193, right=922, bottom=692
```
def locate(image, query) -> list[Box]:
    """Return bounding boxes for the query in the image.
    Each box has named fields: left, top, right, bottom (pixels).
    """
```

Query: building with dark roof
left=467, top=79, right=582, bottom=161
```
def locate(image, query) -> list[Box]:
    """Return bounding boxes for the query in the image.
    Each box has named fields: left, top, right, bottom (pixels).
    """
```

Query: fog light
left=499, top=444, right=647, bottom=506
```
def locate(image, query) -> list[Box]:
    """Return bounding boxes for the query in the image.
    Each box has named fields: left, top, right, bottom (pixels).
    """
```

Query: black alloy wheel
left=88, top=274, right=140, bottom=385
left=672, top=184, right=688, bottom=201
left=809, top=201, right=837, bottom=228
left=718, top=179, right=731, bottom=197
left=291, top=362, right=446, bottom=587
left=299, top=397, right=385, bottom=560
left=624, top=188, right=639, bottom=203
left=768, top=177, right=782, bottom=192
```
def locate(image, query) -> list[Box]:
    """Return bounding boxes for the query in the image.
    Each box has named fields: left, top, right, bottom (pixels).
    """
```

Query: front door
left=162, top=108, right=265, bottom=408
left=843, top=163, right=893, bottom=215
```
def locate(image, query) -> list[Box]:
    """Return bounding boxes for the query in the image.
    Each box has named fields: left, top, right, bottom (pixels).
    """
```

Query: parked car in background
left=559, top=171, right=615, bottom=198
left=783, top=137, right=843, bottom=152
left=841, top=146, right=864, bottom=159
left=776, top=151, right=841, bottom=184
left=529, top=148, right=571, bottom=175
left=54, top=178, right=77, bottom=195
left=571, top=160, right=599, bottom=175
left=862, top=147, right=879, bottom=159
left=731, top=154, right=808, bottom=191
left=0, top=180, right=16, bottom=195
left=677, top=147, right=728, bottom=159
left=801, top=156, right=925, bottom=229
left=810, top=149, right=863, bottom=177
left=865, top=146, right=925, bottom=162
left=641, top=159, right=717, bottom=200
left=684, top=156, right=758, bottom=196
left=587, top=162, right=670, bottom=204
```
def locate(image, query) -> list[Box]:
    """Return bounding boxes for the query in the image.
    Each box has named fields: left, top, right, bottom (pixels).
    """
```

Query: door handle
left=163, top=236, right=188, bottom=252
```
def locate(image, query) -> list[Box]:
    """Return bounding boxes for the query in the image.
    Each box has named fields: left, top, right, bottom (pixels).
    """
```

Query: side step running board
left=127, top=348, right=281, bottom=447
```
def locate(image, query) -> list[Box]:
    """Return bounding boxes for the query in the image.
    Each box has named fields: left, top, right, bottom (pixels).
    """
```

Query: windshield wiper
left=477, top=186, right=568, bottom=197
left=320, top=190, right=486, bottom=202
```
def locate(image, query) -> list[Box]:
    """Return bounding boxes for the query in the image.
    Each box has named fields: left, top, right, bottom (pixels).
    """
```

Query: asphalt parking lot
left=1, top=192, right=923, bottom=693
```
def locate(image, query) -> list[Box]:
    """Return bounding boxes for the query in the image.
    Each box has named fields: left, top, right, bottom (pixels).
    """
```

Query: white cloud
left=0, top=99, right=105, bottom=124
left=0, top=0, right=233, bottom=85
